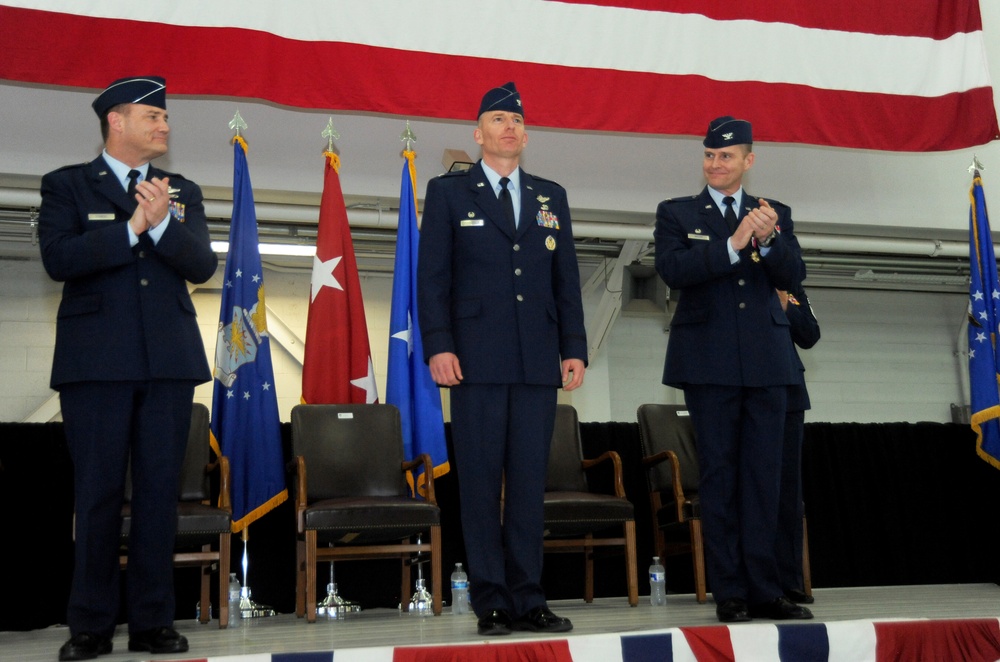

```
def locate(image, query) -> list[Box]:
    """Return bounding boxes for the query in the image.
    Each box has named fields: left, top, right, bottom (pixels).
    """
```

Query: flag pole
left=311, top=118, right=362, bottom=619
left=212, top=111, right=286, bottom=619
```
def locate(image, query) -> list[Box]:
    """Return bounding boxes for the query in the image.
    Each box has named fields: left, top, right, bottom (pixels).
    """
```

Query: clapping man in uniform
left=653, top=116, right=812, bottom=623
left=40, top=76, right=217, bottom=661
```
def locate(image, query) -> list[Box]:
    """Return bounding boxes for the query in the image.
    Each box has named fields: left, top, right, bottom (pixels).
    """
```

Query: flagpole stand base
left=317, top=582, right=361, bottom=620
left=407, top=578, right=434, bottom=617
left=238, top=587, right=277, bottom=619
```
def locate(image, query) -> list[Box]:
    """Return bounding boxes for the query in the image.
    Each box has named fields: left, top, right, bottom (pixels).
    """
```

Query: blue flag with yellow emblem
left=386, top=151, right=449, bottom=495
left=967, top=170, right=1000, bottom=470
left=210, top=137, right=288, bottom=529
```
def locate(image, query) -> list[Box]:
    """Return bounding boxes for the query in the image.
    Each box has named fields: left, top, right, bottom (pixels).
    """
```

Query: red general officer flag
left=301, top=152, right=378, bottom=405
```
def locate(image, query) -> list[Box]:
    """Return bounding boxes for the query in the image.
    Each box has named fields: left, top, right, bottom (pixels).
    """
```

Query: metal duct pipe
left=0, top=186, right=983, bottom=259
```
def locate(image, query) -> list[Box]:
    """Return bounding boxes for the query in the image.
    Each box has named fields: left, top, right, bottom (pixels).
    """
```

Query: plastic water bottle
left=450, top=563, right=470, bottom=615
left=649, top=556, right=666, bottom=606
left=228, top=572, right=242, bottom=626
left=195, top=600, right=211, bottom=621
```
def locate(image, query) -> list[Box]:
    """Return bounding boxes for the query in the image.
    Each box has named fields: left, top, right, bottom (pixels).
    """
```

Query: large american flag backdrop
left=1, top=1, right=998, bottom=151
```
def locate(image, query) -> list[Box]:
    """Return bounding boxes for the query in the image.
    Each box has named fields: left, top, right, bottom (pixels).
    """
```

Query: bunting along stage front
left=301, top=152, right=377, bottom=405
left=967, top=171, right=1000, bottom=470
left=210, top=137, right=287, bottom=531
left=1, top=1, right=997, bottom=151
left=386, top=150, right=448, bottom=494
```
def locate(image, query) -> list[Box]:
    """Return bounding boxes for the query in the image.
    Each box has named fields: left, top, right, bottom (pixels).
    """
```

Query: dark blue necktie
left=723, top=195, right=738, bottom=234
left=499, top=177, right=516, bottom=233
left=126, top=169, right=141, bottom=201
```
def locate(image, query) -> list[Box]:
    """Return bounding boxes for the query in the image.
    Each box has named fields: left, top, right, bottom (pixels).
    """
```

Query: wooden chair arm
left=641, top=450, right=672, bottom=468
left=642, top=450, right=688, bottom=520
left=290, top=455, right=307, bottom=533
left=401, top=453, right=437, bottom=505
left=216, top=455, right=232, bottom=514
left=581, top=450, right=626, bottom=498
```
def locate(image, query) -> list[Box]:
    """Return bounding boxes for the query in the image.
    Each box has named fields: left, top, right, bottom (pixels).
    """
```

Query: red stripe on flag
left=393, top=640, right=574, bottom=662
left=874, top=618, right=1000, bottom=662
left=548, top=0, right=983, bottom=37
left=1, top=6, right=996, bottom=151
left=680, top=625, right=735, bottom=662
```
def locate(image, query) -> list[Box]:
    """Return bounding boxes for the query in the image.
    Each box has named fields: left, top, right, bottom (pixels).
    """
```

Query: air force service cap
left=704, top=115, right=752, bottom=148
left=92, top=76, right=167, bottom=117
left=478, top=82, right=523, bottom=119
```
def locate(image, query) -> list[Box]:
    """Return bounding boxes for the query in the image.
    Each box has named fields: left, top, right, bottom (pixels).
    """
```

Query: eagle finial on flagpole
left=322, top=118, right=340, bottom=153
left=400, top=120, right=417, bottom=153
left=969, top=155, right=985, bottom=176
left=229, top=109, right=248, bottom=138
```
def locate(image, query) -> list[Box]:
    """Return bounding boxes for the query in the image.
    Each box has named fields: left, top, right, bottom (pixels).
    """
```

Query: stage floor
left=4, top=583, right=1000, bottom=661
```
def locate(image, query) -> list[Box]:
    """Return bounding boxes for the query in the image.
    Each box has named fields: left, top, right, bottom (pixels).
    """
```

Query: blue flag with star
left=967, top=170, right=1000, bottom=470
left=386, top=152, right=449, bottom=495
left=210, top=137, right=288, bottom=529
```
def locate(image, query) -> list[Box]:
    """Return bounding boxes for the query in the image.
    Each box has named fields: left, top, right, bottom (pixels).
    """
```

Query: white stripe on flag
left=569, top=632, right=626, bottom=662
left=827, top=619, right=878, bottom=662
left=731, top=623, right=780, bottom=660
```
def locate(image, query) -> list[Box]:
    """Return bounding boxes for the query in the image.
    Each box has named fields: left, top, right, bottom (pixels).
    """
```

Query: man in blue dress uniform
left=418, top=82, right=588, bottom=636
left=653, top=116, right=812, bottom=622
left=777, top=286, right=820, bottom=604
left=39, top=76, right=217, bottom=660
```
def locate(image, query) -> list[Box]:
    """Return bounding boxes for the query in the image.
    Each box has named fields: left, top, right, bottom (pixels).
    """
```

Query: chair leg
left=401, top=559, right=411, bottom=613
left=431, top=525, right=442, bottom=616
left=218, top=532, right=231, bottom=629
left=624, top=520, right=639, bottom=607
left=802, top=516, right=812, bottom=597
left=198, top=544, right=212, bottom=625
left=305, top=531, right=318, bottom=623
left=690, top=519, right=708, bottom=604
left=584, top=534, right=595, bottom=603
left=295, top=538, right=306, bottom=619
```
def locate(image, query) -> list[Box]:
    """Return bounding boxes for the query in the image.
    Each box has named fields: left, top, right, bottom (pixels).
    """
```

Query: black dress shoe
left=514, top=606, right=573, bottom=633
left=785, top=588, right=815, bottom=604
left=477, top=609, right=513, bottom=636
left=749, top=596, right=814, bottom=620
left=715, top=597, right=751, bottom=623
left=127, top=626, right=189, bottom=654
left=58, top=632, right=112, bottom=661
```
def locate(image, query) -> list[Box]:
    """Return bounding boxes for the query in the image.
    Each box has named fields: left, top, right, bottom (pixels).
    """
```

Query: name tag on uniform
left=460, top=219, right=484, bottom=227
left=88, top=213, right=115, bottom=221
left=687, top=233, right=710, bottom=241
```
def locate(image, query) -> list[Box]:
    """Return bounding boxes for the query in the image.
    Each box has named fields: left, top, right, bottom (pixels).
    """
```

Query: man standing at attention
left=39, top=76, right=217, bottom=661
left=653, top=116, right=812, bottom=623
left=418, top=82, right=587, bottom=636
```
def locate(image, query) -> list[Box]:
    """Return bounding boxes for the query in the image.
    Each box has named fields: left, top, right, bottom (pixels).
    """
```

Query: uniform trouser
left=61, top=380, right=195, bottom=637
left=683, top=384, right=787, bottom=605
left=449, top=383, right=557, bottom=619
left=776, top=409, right=806, bottom=592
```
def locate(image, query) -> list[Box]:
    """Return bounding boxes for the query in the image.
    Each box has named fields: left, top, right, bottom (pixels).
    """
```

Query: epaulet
left=156, top=169, right=189, bottom=181
left=50, top=162, right=88, bottom=174
left=661, top=195, right=698, bottom=204
left=761, top=197, right=789, bottom=211
left=435, top=169, right=469, bottom=180
left=529, top=174, right=562, bottom=188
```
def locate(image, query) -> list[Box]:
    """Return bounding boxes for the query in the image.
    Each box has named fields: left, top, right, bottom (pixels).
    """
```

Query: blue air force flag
left=386, top=152, right=449, bottom=495
left=210, top=137, right=288, bottom=529
left=967, top=170, right=1000, bottom=470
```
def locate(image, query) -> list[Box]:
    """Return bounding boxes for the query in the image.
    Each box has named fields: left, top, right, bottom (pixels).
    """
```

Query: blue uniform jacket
left=654, top=187, right=805, bottom=389
left=785, top=286, right=820, bottom=412
left=39, top=156, right=217, bottom=388
left=417, top=161, right=587, bottom=386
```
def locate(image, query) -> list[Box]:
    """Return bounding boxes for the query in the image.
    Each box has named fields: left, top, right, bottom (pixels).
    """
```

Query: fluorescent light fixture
left=211, top=240, right=316, bottom=257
